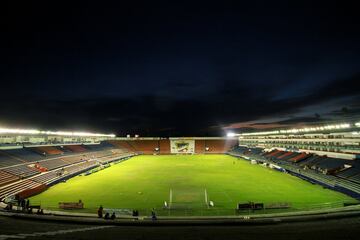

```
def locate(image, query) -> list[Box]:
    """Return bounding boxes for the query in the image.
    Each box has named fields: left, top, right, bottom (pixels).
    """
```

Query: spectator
left=21, top=199, right=26, bottom=211
left=151, top=209, right=157, bottom=221
left=104, top=212, right=110, bottom=220
left=132, top=210, right=139, bottom=220
left=111, top=212, right=116, bottom=220
left=97, top=205, right=103, bottom=218
left=5, top=202, right=13, bottom=210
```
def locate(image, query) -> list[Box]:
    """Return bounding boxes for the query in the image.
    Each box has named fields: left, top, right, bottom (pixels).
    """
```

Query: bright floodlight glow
left=227, top=132, right=237, bottom=137
left=239, top=122, right=351, bottom=136
left=0, top=127, right=116, bottom=138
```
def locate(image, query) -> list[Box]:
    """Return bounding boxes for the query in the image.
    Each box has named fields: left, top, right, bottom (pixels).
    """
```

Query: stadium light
left=239, top=123, right=351, bottom=136
left=226, top=132, right=237, bottom=137
left=0, top=127, right=116, bottom=138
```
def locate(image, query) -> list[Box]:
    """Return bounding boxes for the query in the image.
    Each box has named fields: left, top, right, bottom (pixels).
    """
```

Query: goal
left=168, top=188, right=209, bottom=210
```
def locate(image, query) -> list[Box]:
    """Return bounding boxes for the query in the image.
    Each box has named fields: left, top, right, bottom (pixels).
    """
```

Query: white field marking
left=223, top=191, right=234, bottom=202
left=204, top=189, right=208, bottom=206
left=0, top=226, right=113, bottom=240
left=169, top=189, right=173, bottom=208
left=205, top=188, right=208, bottom=205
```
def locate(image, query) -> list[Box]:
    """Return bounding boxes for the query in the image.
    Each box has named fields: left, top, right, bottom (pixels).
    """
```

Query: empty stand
left=84, top=142, right=113, bottom=151
left=109, top=140, right=171, bottom=154
left=204, top=140, right=238, bottom=153
left=159, top=140, right=171, bottom=154
left=289, top=152, right=310, bottom=163
left=64, top=145, right=87, bottom=152
left=31, top=146, right=64, bottom=156
left=0, top=179, right=43, bottom=200
left=0, top=170, right=19, bottom=187
left=0, top=151, right=24, bottom=168
left=2, top=165, right=40, bottom=178
left=195, top=140, right=206, bottom=154
left=126, top=140, right=159, bottom=154
left=229, top=145, right=360, bottom=196
left=3, top=148, right=44, bottom=162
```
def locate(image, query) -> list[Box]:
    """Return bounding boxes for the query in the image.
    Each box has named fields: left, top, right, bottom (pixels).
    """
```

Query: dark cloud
left=1, top=73, right=359, bottom=136
left=1, top=1, right=360, bottom=136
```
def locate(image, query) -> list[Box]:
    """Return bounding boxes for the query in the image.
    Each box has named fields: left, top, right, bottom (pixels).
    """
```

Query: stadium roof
left=229, top=121, right=360, bottom=137
left=0, top=127, right=116, bottom=138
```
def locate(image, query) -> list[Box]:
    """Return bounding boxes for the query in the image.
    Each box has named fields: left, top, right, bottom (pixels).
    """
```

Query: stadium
left=3, top=1, right=360, bottom=239
left=1, top=122, right=360, bottom=222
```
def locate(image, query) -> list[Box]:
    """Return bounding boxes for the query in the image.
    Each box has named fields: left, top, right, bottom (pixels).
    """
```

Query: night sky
left=1, top=1, right=360, bottom=136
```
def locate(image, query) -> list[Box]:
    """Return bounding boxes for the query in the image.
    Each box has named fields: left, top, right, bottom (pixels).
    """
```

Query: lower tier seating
left=2, top=165, right=40, bottom=178
left=0, top=170, right=19, bottom=187
left=0, top=179, right=42, bottom=200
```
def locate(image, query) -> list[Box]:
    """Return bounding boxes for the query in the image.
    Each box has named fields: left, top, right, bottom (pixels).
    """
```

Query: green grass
left=30, top=155, right=356, bottom=216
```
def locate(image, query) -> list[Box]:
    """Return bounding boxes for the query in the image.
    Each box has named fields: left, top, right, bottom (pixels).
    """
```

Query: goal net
left=168, top=188, right=209, bottom=210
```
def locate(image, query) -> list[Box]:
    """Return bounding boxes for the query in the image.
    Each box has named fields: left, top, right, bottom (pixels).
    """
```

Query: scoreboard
left=170, top=139, right=195, bottom=154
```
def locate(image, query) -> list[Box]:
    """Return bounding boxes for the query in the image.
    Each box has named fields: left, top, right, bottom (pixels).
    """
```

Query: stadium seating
left=64, top=145, right=87, bottom=152
left=108, top=140, right=136, bottom=152
left=0, top=151, right=25, bottom=167
left=29, top=151, right=133, bottom=186
left=277, top=152, right=300, bottom=161
left=0, top=142, right=136, bottom=200
left=264, top=150, right=281, bottom=158
left=126, top=140, right=159, bottom=154
left=109, top=140, right=171, bottom=154
left=0, top=179, right=43, bottom=200
left=54, top=146, right=72, bottom=154
left=298, top=155, right=325, bottom=168
left=229, top=145, right=360, bottom=196
left=30, top=171, right=60, bottom=184
left=204, top=140, right=238, bottom=153
left=349, top=173, right=360, bottom=184
left=31, top=146, right=64, bottom=156
left=2, top=148, right=44, bottom=162
left=314, top=157, right=350, bottom=174
left=289, top=152, right=310, bottom=163
left=83, top=142, right=114, bottom=151
left=159, top=140, right=170, bottom=154
left=36, top=158, right=70, bottom=170
left=108, top=139, right=237, bottom=154
left=2, top=165, right=40, bottom=178
left=337, top=166, right=360, bottom=178
left=31, top=161, right=98, bottom=185
left=0, top=170, right=19, bottom=187
left=195, top=140, right=206, bottom=154
left=277, top=152, right=294, bottom=159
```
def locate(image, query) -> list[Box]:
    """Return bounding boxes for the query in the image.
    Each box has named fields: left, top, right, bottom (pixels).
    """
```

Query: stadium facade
left=229, top=121, right=360, bottom=199
left=1, top=121, right=360, bottom=218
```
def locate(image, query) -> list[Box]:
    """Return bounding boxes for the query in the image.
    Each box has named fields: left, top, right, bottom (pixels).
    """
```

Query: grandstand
left=1, top=123, right=360, bottom=219
left=63, top=145, right=87, bottom=152
left=227, top=122, right=360, bottom=198
left=0, top=131, right=136, bottom=201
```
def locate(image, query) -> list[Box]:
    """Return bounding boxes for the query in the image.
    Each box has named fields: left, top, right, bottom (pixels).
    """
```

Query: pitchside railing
left=21, top=199, right=359, bottom=217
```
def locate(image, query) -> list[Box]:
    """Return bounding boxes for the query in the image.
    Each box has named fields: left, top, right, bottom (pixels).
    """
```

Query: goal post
left=168, top=188, right=208, bottom=210
left=204, top=188, right=209, bottom=207
left=169, top=188, right=173, bottom=209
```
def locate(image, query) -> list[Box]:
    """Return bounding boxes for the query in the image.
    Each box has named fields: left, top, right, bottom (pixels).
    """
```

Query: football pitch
left=30, top=155, right=356, bottom=215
